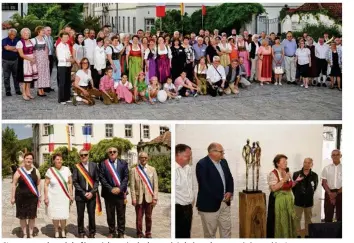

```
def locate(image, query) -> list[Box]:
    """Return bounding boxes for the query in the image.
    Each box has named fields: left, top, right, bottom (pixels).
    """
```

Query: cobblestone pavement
left=2, top=68, right=342, bottom=120
left=2, top=178, right=171, bottom=239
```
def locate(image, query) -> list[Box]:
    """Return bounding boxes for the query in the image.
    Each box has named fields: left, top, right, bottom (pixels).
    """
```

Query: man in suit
left=196, top=142, right=234, bottom=238
left=99, top=147, right=129, bottom=238
left=72, top=149, right=100, bottom=238
left=130, top=152, right=159, bottom=238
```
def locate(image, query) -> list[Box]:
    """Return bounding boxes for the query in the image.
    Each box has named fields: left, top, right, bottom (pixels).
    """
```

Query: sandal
left=23, top=95, right=30, bottom=101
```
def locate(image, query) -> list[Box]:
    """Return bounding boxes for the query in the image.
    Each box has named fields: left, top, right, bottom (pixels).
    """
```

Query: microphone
left=285, top=167, right=289, bottom=173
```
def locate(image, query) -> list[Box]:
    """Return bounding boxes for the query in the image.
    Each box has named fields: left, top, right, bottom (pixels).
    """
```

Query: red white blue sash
left=136, top=164, right=154, bottom=196
left=104, top=159, right=121, bottom=187
left=18, top=167, right=40, bottom=198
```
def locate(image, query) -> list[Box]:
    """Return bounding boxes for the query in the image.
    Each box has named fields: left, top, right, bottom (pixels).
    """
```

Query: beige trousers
left=294, top=205, right=313, bottom=236
left=284, top=56, right=296, bottom=82
left=198, top=202, right=231, bottom=238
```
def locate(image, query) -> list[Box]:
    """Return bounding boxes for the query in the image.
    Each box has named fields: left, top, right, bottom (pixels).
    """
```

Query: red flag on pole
left=202, top=5, right=207, bottom=16
left=156, top=4, right=166, bottom=17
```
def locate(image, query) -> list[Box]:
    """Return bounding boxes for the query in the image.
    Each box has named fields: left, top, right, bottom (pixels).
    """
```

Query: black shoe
left=89, top=234, right=95, bottom=238
left=6, top=92, right=12, bottom=96
left=338, top=87, right=342, bottom=91
left=305, top=235, right=310, bottom=238
left=50, top=88, right=55, bottom=92
left=317, top=83, right=321, bottom=87
left=117, top=233, right=124, bottom=238
left=79, top=233, right=85, bottom=238
left=37, top=92, right=47, bottom=97
left=287, top=81, right=291, bottom=84
left=44, top=88, right=50, bottom=93
left=16, top=91, right=22, bottom=95
left=322, top=83, right=327, bottom=87
left=297, top=236, right=302, bottom=238
left=292, top=81, right=298, bottom=85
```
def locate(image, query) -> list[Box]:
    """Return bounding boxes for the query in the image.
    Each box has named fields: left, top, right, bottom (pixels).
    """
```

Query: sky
left=2, top=124, right=32, bottom=139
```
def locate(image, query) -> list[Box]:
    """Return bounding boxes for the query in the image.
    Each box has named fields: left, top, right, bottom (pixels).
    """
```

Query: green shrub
left=39, top=162, right=51, bottom=179
left=148, top=154, right=171, bottom=193
left=291, top=23, right=342, bottom=41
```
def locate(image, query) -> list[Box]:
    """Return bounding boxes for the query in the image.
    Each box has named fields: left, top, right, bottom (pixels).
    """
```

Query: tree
left=89, top=137, right=134, bottom=163
left=191, top=3, right=265, bottom=33
left=9, top=13, right=49, bottom=36
left=155, top=10, right=193, bottom=35
left=2, top=127, right=19, bottom=176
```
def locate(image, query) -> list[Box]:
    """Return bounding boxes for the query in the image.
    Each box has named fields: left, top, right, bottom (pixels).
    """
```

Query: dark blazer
left=72, top=162, right=99, bottom=201
left=196, top=156, right=234, bottom=212
left=99, top=158, right=129, bottom=200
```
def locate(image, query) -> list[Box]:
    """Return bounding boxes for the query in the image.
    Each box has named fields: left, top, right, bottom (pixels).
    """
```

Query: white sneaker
left=274, top=82, right=278, bottom=85
left=66, top=100, right=72, bottom=103
left=260, top=83, right=263, bottom=86
left=176, top=95, right=182, bottom=99
left=279, top=82, right=282, bottom=85
left=300, top=84, right=304, bottom=87
left=193, top=92, right=198, bottom=97
left=60, top=102, right=66, bottom=105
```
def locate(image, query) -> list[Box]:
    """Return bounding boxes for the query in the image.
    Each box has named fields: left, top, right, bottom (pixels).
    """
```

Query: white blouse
left=16, top=40, right=33, bottom=49
left=156, top=45, right=172, bottom=59
left=94, top=46, right=106, bottom=71
left=106, top=44, right=124, bottom=55
left=56, top=42, right=72, bottom=67
left=218, top=42, right=231, bottom=53
left=295, top=48, right=311, bottom=65
left=118, top=80, right=133, bottom=90
left=144, top=47, right=157, bottom=60
left=76, top=69, right=92, bottom=87
left=194, top=64, right=210, bottom=74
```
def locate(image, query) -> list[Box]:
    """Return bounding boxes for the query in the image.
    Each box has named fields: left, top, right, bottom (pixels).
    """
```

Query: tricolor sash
left=136, top=164, right=154, bottom=196
left=18, top=167, right=40, bottom=198
left=49, top=167, right=71, bottom=200
left=104, top=159, right=121, bottom=187
left=75, top=163, right=102, bottom=216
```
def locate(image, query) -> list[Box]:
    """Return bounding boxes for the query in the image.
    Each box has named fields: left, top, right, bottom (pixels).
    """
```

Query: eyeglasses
left=213, top=150, right=225, bottom=154
left=108, top=150, right=117, bottom=154
left=139, top=157, right=148, bottom=160
left=80, top=154, right=88, bottom=157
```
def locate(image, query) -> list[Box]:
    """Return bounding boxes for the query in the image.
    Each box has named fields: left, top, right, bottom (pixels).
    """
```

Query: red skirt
left=261, top=55, right=272, bottom=79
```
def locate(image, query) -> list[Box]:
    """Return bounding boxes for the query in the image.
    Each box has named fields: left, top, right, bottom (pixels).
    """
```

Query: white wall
left=176, top=124, right=324, bottom=238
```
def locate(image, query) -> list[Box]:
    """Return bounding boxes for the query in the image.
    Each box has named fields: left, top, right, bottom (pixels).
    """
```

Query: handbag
left=274, top=66, right=284, bottom=74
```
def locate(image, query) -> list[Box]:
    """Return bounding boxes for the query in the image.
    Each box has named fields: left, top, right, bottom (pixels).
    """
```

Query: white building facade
left=33, top=123, right=170, bottom=166
left=1, top=3, right=28, bottom=37
left=83, top=3, right=303, bottom=35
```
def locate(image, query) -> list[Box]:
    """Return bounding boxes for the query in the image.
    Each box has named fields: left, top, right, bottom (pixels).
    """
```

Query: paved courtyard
left=2, top=68, right=342, bottom=120
left=2, top=178, right=171, bottom=239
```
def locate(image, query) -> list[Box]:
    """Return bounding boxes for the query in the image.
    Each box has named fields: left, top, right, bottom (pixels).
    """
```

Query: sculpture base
left=239, top=192, right=266, bottom=238
left=243, top=189, right=262, bottom=194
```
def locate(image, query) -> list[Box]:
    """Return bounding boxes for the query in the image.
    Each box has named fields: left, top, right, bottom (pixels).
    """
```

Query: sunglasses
left=80, top=154, right=88, bottom=157
left=109, top=150, right=117, bottom=154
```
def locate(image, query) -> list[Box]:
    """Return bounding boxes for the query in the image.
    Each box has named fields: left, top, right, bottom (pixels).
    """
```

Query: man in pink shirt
left=174, top=71, right=199, bottom=97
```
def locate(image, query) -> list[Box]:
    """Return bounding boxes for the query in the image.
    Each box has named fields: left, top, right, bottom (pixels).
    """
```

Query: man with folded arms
left=196, top=143, right=234, bottom=238
left=72, top=149, right=100, bottom=238
left=130, top=152, right=159, bottom=238
left=321, top=149, right=342, bottom=222
left=175, top=144, right=194, bottom=238
left=99, top=147, right=129, bottom=238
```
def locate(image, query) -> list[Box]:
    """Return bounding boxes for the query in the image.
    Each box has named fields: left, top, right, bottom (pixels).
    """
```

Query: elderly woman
left=11, top=153, right=41, bottom=238
left=218, top=35, right=231, bottom=67
left=306, top=37, right=318, bottom=85
left=237, top=35, right=250, bottom=77
left=327, top=42, right=342, bottom=91
left=272, top=37, right=284, bottom=85
left=73, top=57, right=101, bottom=106
left=257, top=39, right=272, bottom=85
left=44, top=153, right=73, bottom=238
left=266, top=154, right=303, bottom=238
left=248, top=34, right=260, bottom=81
left=31, top=26, right=50, bottom=97
left=16, top=28, right=38, bottom=100
left=156, top=36, right=172, bottom=84
left=127, top=35, right=144, bottom=84
left=295, top=39, right=311, bottom=89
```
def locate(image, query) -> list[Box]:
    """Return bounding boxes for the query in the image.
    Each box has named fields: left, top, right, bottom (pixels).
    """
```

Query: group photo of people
left=5, top=140, right=170, bottom=239
left=2, top=24, right=342, bottom=106
left=175, top=124, right=342, bottom=238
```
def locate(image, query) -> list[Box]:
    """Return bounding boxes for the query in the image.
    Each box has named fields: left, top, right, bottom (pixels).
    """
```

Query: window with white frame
left=145, top=18, right=155, bottom=31
left=160, top=126, right=169, bottom=135
left=43, top=124, right=50, bottom=136
left=143, top=125, right=150, bottom=139
left=105, top=124, right=114, bottom=138
left=125, top=124, right=133, bottom=138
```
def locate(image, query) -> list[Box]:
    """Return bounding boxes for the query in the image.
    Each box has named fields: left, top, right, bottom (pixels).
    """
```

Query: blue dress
left=272, top=45, right=284, bottom=69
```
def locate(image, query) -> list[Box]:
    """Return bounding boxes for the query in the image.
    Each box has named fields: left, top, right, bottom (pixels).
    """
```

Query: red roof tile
left=146, top=131, right=171, bottom=148
left=287, top=3, right=342, bottom=20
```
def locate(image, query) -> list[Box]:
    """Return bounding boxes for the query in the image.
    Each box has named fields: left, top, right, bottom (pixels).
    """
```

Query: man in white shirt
left=84, top=29, right=97, bottom=71
left=315, top=38, right=329, bottom=87
left=206, top=56, right=226, bottom=97
left=321, top=149, right=342, bottom=222
left=175, top=144, right=194, bottom=238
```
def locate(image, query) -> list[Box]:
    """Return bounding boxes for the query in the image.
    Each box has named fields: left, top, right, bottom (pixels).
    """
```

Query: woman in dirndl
left=11, top=153, right=41, bottom=238
left=31, top=26, right=50, bottom=97
left=257, top=39, right=273, bottom=85
left=144, top=39, right=157, bottom=84
left=156, top=36, right=172, bottom=84
left=194, top=56, right=209, bottom=95
left=306, top=37, right=318, bottom=86
left=127, top=35, right=143, bottom=85
left=16, top=28, right=38, bottom=100
left=120, top=34, right=130, bottom=76
left=237, top=36, right=251, bottom=77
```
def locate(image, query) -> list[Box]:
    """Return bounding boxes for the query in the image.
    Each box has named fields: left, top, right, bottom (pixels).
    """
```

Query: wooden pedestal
left=239, top=192, right=266, bottom=238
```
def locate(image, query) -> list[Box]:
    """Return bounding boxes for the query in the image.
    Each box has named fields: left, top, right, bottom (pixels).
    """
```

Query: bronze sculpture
left=242, top=139, right=262, bottom=193
left=242, top=139, right=252, bottom=191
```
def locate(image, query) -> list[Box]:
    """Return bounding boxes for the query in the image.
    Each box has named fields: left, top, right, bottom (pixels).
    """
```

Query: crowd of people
left=2, top=25, right=342, bottom=105
left=175, top=144, right=342, bottom=238
left=11, top=149, right=159, bottom=238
